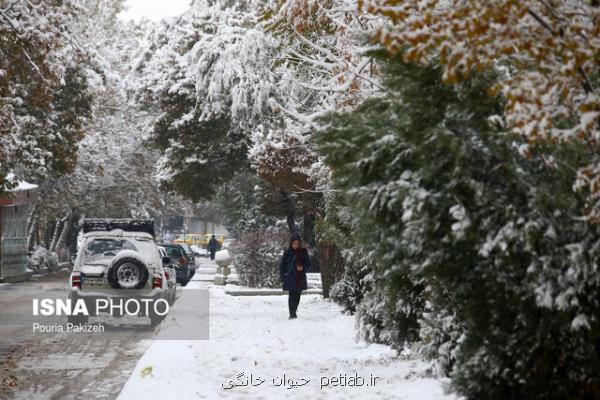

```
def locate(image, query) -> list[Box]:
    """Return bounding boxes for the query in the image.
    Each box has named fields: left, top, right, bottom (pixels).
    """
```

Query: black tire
left=108, top=257, right=148, bottom=290
left=181, top=279, right=188, bottom=287
left=149, top=300, right=167, bottom=327
left=150, top=314, right=163, bottom=327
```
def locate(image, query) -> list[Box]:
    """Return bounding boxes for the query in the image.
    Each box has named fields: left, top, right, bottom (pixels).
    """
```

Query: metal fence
left=0, top=204, right=28, bottom=279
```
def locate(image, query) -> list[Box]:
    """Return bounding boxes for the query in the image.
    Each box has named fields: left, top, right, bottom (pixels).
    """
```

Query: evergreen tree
left=318, top=52, right=600, bottom=399
left=213, top=171, right=278, bottom=236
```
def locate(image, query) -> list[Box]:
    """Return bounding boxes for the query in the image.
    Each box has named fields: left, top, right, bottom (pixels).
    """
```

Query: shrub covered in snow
left=28, top=246, right=59, bottom=272
left=230, top=228, right=288, bottom=288
left=328, top=247, right=373, bottom=314
left=318, top=53, right=600, bottom=399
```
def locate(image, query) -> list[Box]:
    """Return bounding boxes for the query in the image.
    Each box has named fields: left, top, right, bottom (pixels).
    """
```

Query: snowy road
left=117, top=259, right=457, bottom=400
left=0, top=270, right=153, bottom=400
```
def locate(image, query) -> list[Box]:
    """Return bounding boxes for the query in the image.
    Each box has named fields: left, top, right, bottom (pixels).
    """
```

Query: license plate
left=82, top=276, right=108, bottom=285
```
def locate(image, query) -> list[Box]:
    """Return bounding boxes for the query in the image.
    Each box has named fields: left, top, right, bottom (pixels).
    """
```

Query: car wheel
left=149, top=300, right=167, bottom=327
left=108, top=257, right=148, bottom=290
left=150, top=314, right=163, bottom=327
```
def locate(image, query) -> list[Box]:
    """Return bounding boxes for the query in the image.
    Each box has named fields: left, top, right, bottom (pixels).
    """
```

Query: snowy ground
left=118, top=260, right=457, bottom=400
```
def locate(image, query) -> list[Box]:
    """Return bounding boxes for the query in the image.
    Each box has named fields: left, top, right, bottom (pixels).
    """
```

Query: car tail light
left=164, top=271, right=170, bottom=280
left=153, top=276, right=162, bottom=289
left=71, top=274, right=81, bottom=289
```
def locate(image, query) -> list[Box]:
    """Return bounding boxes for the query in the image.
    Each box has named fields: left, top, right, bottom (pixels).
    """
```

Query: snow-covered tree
left=132, top=1, right=274, bottom=200
left=134, top=0, right=379, bottom=227
left=213, top=171, right=279, bottom=237
left=29, top=0, right=190, bottom=257
left=0, top=0, right=94, bottom=193
left=248, top=0, right=382, bottom=244
left=318, top=51, right=600, bottom=399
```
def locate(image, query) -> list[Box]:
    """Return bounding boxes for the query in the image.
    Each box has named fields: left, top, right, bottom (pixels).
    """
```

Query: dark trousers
left=288, top=291, right=302, bottom=317
left=210, top=250, right=216, bottom=260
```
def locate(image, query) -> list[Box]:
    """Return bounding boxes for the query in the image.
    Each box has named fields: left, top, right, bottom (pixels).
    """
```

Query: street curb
left=0, top=271, right=33, bottom=283
left=225, top=289, right=323, bottom=296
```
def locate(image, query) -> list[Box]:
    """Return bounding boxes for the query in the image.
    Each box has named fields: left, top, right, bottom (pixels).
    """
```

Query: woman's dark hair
left=289, top=234, right=302, bottom=248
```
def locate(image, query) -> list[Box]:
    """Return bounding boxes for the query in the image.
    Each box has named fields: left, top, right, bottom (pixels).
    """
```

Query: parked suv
left=69, top=219, right=173, bottom=327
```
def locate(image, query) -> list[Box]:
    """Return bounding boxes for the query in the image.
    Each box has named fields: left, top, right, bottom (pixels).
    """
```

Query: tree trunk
left=282, top=191, right=298, bottom=235
left=49, top=217, right=65, bottom=252
left=44, top=218, right=55, bottom=249
left=55, top=213, right=76, bottom=261
left=303, top=212, right=316, bottom=247
left=286, top=213, right=297, bottom=235
left=27, top=205, right=37, bottom=252
left=317, top=242, right=345, bottom=298
left=303, top=211, right=318, bottom=271
left=64, top=214, right=83, bottom=262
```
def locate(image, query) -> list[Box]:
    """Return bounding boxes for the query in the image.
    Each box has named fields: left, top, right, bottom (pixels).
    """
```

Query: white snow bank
left=5, top=172, right=38, bottom=191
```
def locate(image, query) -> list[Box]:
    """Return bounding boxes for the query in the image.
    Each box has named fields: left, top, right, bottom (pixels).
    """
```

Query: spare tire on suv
left=108, top=254, right=149, bottom=290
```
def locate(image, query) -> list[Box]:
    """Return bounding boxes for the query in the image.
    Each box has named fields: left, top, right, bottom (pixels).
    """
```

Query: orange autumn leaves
left=360, top=0, right=600, bottom=141
left=360, top=0, right=600, bottom=218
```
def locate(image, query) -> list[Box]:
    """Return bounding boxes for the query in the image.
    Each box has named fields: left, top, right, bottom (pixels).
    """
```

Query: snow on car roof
left=82, top=229, right=154, bottom=240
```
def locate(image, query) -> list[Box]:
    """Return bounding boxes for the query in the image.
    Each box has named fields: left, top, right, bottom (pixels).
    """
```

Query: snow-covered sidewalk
left=118, top=274, right=456, bottom=400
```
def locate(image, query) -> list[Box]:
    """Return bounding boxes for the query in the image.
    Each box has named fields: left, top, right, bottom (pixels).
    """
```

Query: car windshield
left=164, top=246, right=183, bottom=259
left=83, top=238, right=136, bottom=263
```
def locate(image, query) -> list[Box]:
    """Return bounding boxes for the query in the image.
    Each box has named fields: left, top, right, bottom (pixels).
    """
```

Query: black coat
left=279, top=248, right=310, bottom=291
left=208, top=238, right=219, bottom=252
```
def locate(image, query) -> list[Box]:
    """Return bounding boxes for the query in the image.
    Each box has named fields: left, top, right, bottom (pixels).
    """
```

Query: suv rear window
left=84, top=239, right=136, bottom=262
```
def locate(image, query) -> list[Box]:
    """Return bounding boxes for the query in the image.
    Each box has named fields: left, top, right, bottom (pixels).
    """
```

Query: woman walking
left=279, top=234, right=311, bottom=319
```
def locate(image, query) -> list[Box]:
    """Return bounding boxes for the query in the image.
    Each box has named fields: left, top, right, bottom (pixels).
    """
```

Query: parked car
left=158, top=246, right=177, bottom=305
left=69, top=219, right=171, bottom=327
left=157, top=243, right=194, bottom=286
left=179, top=243, right=196, bottom=269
